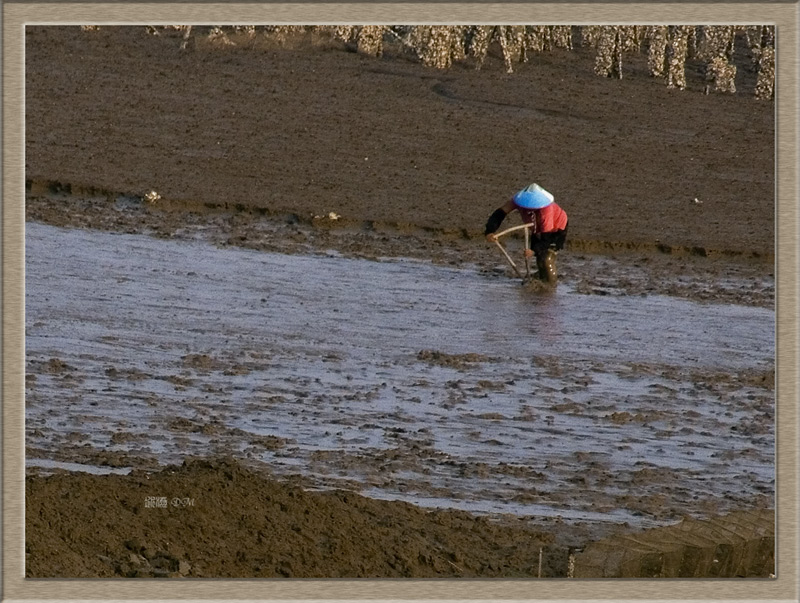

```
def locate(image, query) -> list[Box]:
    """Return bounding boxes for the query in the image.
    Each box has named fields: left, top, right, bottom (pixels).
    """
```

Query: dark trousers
left=530, top=224, right=567, bottom=283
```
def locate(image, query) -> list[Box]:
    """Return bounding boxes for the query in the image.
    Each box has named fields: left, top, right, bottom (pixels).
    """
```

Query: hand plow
left=491, top=223, right=535, bottom=284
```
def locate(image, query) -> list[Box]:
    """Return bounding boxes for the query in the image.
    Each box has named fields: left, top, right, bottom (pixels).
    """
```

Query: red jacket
left=516, top=201, right=568, bottom=235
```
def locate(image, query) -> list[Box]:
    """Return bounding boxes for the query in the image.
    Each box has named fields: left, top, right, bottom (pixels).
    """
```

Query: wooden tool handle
left=494, top=222, right=534, bottom=240
left=494, top=240, right=524, bottom=279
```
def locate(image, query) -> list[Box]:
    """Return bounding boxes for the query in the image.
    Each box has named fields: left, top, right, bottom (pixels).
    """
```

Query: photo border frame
left=3, top=2, right=798, bottom=601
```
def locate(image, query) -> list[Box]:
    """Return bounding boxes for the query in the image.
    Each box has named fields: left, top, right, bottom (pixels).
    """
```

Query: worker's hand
left=524, top=248, right=534, bottom=259
left=486, top=233, right=497, bottom=243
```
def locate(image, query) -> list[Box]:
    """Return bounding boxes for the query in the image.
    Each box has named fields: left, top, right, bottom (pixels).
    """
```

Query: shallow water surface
left=25, top=222, right=775, bottom=528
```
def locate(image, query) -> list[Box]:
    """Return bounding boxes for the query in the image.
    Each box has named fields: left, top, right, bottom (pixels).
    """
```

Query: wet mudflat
left=26, top=222, right=775, bottom=538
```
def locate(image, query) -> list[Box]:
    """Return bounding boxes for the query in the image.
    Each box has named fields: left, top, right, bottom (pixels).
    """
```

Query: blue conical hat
left=513, top=183, right=554, bottom=209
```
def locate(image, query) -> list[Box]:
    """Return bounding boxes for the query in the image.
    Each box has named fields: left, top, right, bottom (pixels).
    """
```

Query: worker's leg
left=533, top=228, right=566, bottom=283
left=535, top=248, right=558, bottom=283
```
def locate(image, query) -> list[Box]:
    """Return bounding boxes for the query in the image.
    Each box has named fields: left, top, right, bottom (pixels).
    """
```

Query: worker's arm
left=484, top=200, right=516, bottom=240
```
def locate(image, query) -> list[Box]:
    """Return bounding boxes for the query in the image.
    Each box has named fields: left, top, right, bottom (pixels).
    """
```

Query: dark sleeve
left=484, top=208, right=507, bottom=235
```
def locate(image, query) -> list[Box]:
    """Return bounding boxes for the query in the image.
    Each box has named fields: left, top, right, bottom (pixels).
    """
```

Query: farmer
left=484, top=183, right=568, bottom=283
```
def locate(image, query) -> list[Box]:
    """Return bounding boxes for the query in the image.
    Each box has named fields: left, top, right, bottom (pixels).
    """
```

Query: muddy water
left=25, top=222, right=774, bottom=531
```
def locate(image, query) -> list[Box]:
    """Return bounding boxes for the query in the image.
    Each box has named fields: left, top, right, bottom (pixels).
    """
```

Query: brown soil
left=575, top=508, right=774, bottom=578
left=24, top=26, right=775, bottom=578
left=24, top=25, right=775, bottom=255
left=26, top=458, right=563, bottom=578
left=26, top=458, right=774, bottom=579
left=24, top=26, right=775, bottom=307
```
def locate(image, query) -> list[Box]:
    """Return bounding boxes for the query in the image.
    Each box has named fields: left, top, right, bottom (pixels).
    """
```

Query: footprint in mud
left=416, top=350, right=490, bottom=370
left=105, top=366, right=149, bottom=381
left=167, top=417, right=225, bottom=435
left=475, top=413, right=508, bottom=421
left=109, top=432, right=150, bottom=445
left=47, top=358, right=71, bottom=373
left=472, top=380, right=505, bottom=391
left=181, top=353, right=224, bottom=372
left=32, top=357, right=74, bottom=374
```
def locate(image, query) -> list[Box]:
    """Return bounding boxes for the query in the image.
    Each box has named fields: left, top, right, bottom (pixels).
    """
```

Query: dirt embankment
left=26, top=458, right=564, bottom=578
left=26, top=458, right=774, bottom=579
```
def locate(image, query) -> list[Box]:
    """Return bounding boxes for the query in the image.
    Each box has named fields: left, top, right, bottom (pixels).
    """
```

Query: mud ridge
left=26, top=457, right=560, bottom=578
left=25, top=179, right=773, bottom=264
left=25, top=457, right=774, bottom=578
